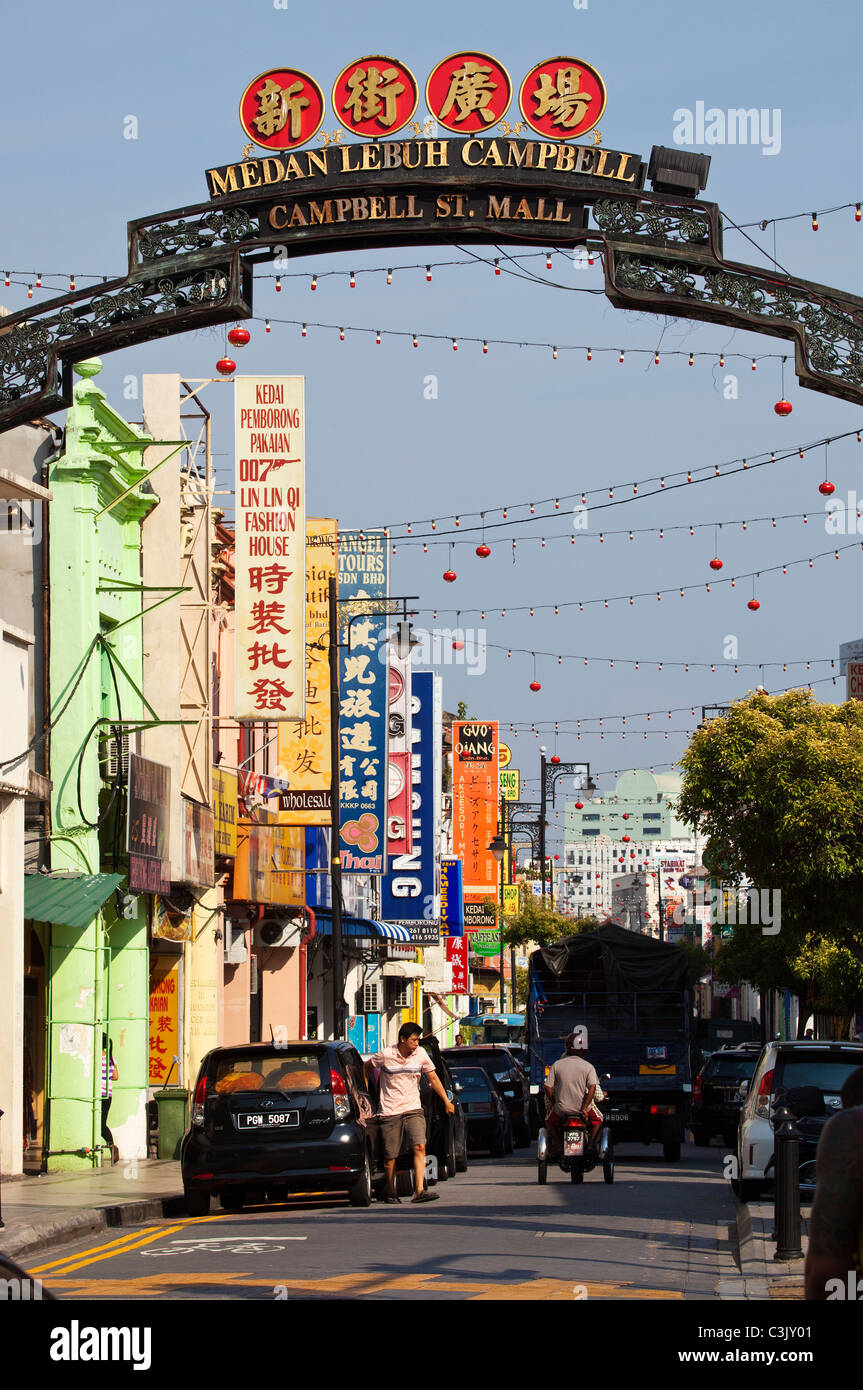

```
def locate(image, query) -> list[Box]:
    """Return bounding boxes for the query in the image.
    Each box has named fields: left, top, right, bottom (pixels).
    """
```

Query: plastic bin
left=154, top=1087, right=189, bottom=1159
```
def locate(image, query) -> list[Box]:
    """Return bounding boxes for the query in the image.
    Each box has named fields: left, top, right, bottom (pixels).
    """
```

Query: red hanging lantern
left=747, top=599, right=761, bottom=611
left=550, top=755, right=561, bottom=764
left=774, top=399, right=792, bottom=416
left=227, top=326, right=251, bottom=347
left=443, top=569, right=457, bottom=583
left=216, top=357, right=236, bottom=376
left=475, top=543, right=491, bottom=558
left=575, top=801, right=584, bottom=810
left=709, top=557, right=723, bottom=571
left=554, top=854, right=560, bottom=861
left=529, top=681, right=542, bottom=692
left=622, top=835, right=630, bottom=842
left=452, top=640, right=465, bottom=650
left=819, top=480, right=835, bottom=496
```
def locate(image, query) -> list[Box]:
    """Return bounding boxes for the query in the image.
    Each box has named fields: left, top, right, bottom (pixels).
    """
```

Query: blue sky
left=4, top=0, right=862, bottom=842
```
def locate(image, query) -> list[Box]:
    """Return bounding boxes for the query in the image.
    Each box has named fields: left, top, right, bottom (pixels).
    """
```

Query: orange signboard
left=148, top=957, right=180, bottom=1087
left=276, top=519, right=337, bottom=824
left=452, top=720, right=499, bottom=927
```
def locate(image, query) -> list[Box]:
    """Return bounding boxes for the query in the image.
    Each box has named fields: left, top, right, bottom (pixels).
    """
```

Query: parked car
left=691, top=1045, right=761, bottom=1146
left=442, top=1043, right=531, bottom=1145
left=181, top=1040, right=381, bottom=1214
left=450, top=1066, right=512, bottom=1157
left=734, top=1039, right=863, bottom=1201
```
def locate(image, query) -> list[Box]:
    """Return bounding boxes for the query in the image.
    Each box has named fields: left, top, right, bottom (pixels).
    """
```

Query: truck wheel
left=663, top=1141, right=681, bottom=1162
left=538, top=1159, right=548, bottom=1185
left=184, top=1189, right=210, bottom=1217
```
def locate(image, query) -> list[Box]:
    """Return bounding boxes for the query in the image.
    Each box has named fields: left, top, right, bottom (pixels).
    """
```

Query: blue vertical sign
left=440, top=856, right=464, bottom=937
left=381, top=671, right=440, bottom=944
left=337, top=530, right=389, bottom=874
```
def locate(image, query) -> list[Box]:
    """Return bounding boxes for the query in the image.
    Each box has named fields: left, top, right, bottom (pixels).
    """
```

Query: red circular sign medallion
left=332, top=56, right=419, bottom=138
left=239, top=68, right=326, bottom=150
left=426, top=51, right=511, bottom=133
left=518, top=56, right=606, bottom=140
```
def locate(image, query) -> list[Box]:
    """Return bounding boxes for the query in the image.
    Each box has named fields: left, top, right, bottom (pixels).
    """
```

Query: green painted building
left=31, top=359, right=158, bottom=1170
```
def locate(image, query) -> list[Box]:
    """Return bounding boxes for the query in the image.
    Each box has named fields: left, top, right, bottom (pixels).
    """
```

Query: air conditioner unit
left=363, top=981, right=380, bottom=1013
left=387, top=979, right=411, bottom=1010
left=100, top=725, right=130, bottom=782
left=224, top=922, right=248, bottom=965
left=256, top=912, right=304, bottom=949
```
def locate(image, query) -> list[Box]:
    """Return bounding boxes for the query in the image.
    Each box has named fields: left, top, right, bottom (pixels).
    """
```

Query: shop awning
left=24, top=872, right=123, bottom=928
left=312, top=910, right=414, bottom=942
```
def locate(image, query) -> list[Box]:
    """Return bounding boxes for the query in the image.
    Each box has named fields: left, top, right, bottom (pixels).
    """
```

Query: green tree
left=677, top=689, right=863, bottom=1028
left=456, top=701, right=468, bottom=719
left=501, top=894, right=598, bottom=949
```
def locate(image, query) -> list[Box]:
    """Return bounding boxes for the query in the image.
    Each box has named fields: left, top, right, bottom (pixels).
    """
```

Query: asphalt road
left=31, top=1142, right=740, bottom=1301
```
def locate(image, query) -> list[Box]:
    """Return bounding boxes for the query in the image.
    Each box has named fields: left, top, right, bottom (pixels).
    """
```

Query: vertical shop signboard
left=452, top=720, right=499, bottom=936
left=446, top=936, right=468, bottom=993
left=386, top=645, right=413, bottom=855
left=235, top=376, right=306, bottom=721
left=277, top=518, right=337, bottom=823
left=440, top=855, right=464, bottom=937
left=148, top=958, right=180, bottom=1086
left=381, top=671, right=440, bottom=943
left=337, top=530, right=389, bottom=873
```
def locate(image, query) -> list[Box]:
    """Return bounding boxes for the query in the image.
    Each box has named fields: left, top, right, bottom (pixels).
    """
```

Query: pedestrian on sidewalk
left=365, top=1022, right=454, bottom=1205
left=101, top=1033, right=119, bottom=1164
left=803, top=1067, right=863, bottom=1299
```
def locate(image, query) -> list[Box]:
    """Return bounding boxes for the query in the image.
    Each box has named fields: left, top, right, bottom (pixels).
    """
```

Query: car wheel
left=442, top=1123, right=456, bottom=1179
left=663, top=1141, right=681, bottom=1162
left=455, top=1133, right=468, bottom=1173
left=220, top=1189, right=245, bottom=1212
left=538, top=1158, right=548, bottom=1185
left=184, top=1189, right=210, bottom=1217
left=348, top=1152, right=373, bottom=1207
left=395, top=1167, right=415, bottom=1197
left=490, top=1131, right=506, bottom=1158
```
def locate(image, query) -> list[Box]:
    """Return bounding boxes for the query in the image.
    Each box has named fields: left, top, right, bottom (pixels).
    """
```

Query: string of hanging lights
left=416, top=537, right=863, bottom=616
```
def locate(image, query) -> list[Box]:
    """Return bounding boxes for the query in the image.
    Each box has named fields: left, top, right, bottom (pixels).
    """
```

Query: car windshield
left=775, top=1054, right=863, bottom=1095
left=211, top=1051, right=324, bottom=1094
left=706, top=1057, right=757, bottom=1081
left=452, top=1068, right=492, bottom=1097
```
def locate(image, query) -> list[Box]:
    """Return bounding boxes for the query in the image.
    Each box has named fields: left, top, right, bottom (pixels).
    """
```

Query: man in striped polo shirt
left=366, top=1021, right=454, bottom=1205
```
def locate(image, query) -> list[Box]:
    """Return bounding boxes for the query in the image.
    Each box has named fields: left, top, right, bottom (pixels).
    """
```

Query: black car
left=691, top=1045, right=761, bottom=1146
left=419, top=1034, right=469, bottom=1180
left=181, top=1040, right=381, bottom=1214
left=450, top=1066, right=512, bottom=1157
left=442, top=1043, right=531, bottom=1145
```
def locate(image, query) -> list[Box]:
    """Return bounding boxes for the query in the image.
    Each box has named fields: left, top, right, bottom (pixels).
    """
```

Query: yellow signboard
left=499, top=768, right=520, bottom=801
left=502, top=885, right=520, bottom=916
left=276, top=518, right=337, bottom=825
left=233, top=822, right=305, bottom=906
left=212, top=767, right=238, bottom=857
left=498, top=742, right=512, bottom=769
left=148, top=958, right=180, bottom=1087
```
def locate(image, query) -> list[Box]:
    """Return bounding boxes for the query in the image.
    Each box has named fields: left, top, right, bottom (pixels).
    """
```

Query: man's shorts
left=379, top=1110, right=426, bottom=1161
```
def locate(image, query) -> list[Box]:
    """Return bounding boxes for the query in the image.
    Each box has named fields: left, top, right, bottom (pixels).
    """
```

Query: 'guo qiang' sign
left=452, top=720, right=499, bottom=932
left=235, top=376, right=306, bottom=721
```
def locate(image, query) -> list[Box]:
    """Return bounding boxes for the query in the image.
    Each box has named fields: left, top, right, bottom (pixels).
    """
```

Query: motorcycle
left=537, top=1109, right=614, bottom=1185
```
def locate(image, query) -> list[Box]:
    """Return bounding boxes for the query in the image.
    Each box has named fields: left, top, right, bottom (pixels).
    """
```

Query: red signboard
left=446, top=936, right=468, bottom=994
left=239, top=68, right=326, bottom=150
left=848, top=661, right=863, bottom=701
left=332, top=56, right=419, bottom=138
left=387, top=750, right=412, bottom=855
left=518, top=57, right=606, bottom=140
left=426, top=51, right=512, bottom=133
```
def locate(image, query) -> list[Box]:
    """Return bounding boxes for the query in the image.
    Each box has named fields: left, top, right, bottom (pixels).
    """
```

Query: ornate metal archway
left=3, top=133, right=863, bottom=433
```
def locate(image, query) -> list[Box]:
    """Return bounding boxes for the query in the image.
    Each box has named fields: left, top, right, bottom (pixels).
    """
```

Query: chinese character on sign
left=254, top=77, right=310, bottom=142
left=248, top=600, right=290, bottom=635
left=247, top=641, right=292, bottom=671
left=248, top=678, right=295, bottom=711
left=531, top=66, right=594, bottom=129
left=440, top=61, right=498, bottom=125
left=343, top=65, right=404, bottom=128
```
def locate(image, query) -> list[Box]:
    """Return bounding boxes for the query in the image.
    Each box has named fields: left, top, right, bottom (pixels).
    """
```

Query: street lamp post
left=488, top=807, right=508, bottom=1014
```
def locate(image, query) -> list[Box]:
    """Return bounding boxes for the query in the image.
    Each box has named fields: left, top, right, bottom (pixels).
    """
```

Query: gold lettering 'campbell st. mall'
left=204, top=136, right=641, bottom=199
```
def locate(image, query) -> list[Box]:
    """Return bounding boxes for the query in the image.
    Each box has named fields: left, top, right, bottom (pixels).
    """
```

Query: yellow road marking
left=31, top=1226, right=163, bottom=1271
left=45, top=1224, right=190, bottom=1275
left=48, top=1270, right=684, bottom=1300
left=32, top=1207, right=268, bottom=1275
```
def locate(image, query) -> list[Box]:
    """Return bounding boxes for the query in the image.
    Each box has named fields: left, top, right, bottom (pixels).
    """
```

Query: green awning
left=24, top=872, right=123, bottom=928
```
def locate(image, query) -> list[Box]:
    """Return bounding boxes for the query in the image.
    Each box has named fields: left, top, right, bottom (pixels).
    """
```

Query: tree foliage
left=500, top=893, right=599, bottom=949
left=677, top=689, right=863, bottom=1016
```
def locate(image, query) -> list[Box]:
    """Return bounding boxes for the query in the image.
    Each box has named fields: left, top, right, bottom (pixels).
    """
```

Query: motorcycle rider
left=544, top=1032, right=602, bottom=1157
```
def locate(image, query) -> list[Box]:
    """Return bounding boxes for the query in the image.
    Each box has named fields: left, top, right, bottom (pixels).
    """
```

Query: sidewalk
left=719, top=1200, right=808, bottom=1299
left=0, top=1160, right=186, bottom=1262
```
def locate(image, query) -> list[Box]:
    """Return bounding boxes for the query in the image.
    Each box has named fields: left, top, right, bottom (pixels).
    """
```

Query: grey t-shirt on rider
left=546, top=1055, right=599, bottom=1115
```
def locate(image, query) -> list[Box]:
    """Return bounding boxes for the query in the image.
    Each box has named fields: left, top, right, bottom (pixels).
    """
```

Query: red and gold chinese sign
left=332, top=56, right=419, bottom=138
left=148, top=957, right=180, bottom=1086
left=235, top=376, right=305, bottom=722
left=452, top=720, right=499, bottom=931
left=425, top=51, right=511, bottom=132
left=276, top=518, right=336, bottom=826
left=239, top=67, right=326, bottom=150
left=518, top=57, right=606, bottom=140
